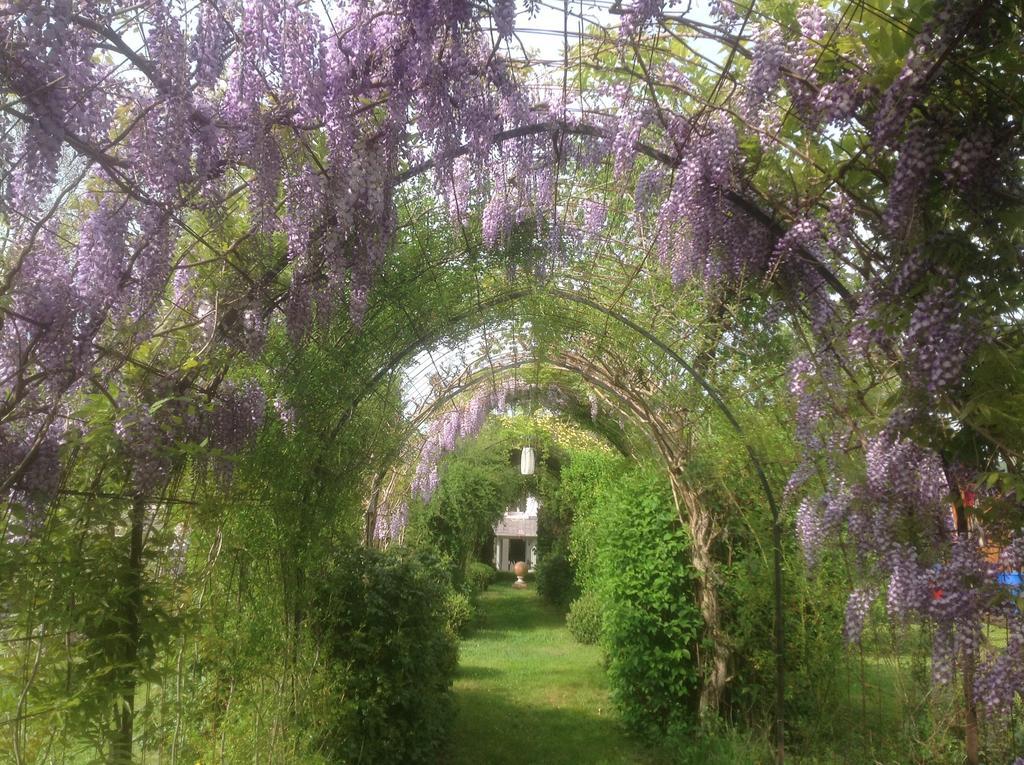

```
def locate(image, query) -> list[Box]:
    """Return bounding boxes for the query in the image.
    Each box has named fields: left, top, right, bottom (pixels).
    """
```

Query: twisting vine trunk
left=669, top=472, right=729, bottom=718
left=365, top=470, right=383, bottom=546
left=691, top=504, right=729, bottom=717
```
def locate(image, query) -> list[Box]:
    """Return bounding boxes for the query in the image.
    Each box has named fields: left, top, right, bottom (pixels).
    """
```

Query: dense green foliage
left=561, top=450, right=621, bottom=596
left=677, top=408, right=851, bottom=734
left=565, top=591, right=603, bottom=645
left=465, top=560, right=498, bottom=593
left=443, top=589, right=476, bottom=637
left=563, top=455, right=703, bottom=737
left=0, top=331, right=415, bottom=760
left=406, top=435, right=520, bottom=585
left=534, top=550, right=579, bottom=609
left=595, top=467, right=704, bottom=738
left=310, top=545, right=458, bottom=765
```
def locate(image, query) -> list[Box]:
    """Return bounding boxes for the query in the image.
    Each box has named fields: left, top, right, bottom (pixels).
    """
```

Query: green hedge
left=535, top=550, right=578, bottom=609
left=310, top=545, right=458, bottom=764
left=566, top=460, right=702, bottom=738
left=566, top=591, right=602, bottom=644
left=444, top=589, right=475, bottom=636
left=465, top=560, right=497, bottom=593
left=600, top=467, right=702, bottom=737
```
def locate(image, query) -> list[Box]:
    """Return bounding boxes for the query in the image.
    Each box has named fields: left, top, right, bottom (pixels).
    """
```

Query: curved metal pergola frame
left=316, top=279, right=788, bottom=741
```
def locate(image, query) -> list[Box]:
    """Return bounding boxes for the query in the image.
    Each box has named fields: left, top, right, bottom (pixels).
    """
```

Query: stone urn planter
left=512, top=561, right=528, bottom=589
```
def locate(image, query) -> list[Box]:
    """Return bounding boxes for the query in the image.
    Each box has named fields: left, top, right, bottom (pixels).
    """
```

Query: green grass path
left=447, top=578, right=663, bottom=765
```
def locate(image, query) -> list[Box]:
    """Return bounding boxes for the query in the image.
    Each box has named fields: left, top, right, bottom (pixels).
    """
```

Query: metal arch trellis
left=371, top=347, right=692, bottom=526
left=2, top=2, right=1015, bottom=761
left=365, top=352, right=669, bottom=537
left=393, top=118, right=855, bottom=309
left=370, top=348, right=655, bottom=532
left=317, top=279, right=790, bottom=754
left=404, top=352, right=657, bottom=452
left=340, top=284, right=781, bottom=515
left=318, top=208, right=708, bottom=437
left=335, top=292, right=659, bottom=473
left=319, top=279, right=774, bottom=510
left=363, top=344, right=656, bottom=532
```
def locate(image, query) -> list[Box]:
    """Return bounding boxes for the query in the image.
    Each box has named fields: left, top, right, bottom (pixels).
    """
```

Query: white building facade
left=493, top=495, right=539, bottom=571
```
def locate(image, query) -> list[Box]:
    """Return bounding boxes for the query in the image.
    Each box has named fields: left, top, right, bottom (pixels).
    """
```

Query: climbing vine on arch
left=2, top=0, right=1024, bottom=761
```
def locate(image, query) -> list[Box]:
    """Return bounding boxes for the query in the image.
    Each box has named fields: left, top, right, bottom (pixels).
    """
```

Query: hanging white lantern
left=520, top=446, right=535, bottom=475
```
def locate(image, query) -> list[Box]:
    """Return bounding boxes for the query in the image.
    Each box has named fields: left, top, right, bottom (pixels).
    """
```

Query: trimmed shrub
left=597, top=467, right=702, bottom=738
left=566, top=591, right=603, bottom=644
left=444, top=590, right=475, bottom=636
left=535, top=550, right=578, bottom=609
left=465, top=561, right=497, bottom=593
left=566, top=462, right=702, bottom=738
left=310, top=545, right=458, bottom=765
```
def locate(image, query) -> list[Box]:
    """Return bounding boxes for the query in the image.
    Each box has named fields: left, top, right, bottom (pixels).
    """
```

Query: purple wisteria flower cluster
left=0, top=0, right=536, bottom=518
left=754, top=0, right=1024, bottom=721
left=409, top=379, right=531, bottom=508
left=383, top=380, right=579, bottom=542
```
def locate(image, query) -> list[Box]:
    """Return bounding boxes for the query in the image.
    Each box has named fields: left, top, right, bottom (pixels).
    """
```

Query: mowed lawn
left=447, top=577, right=666, bottom=765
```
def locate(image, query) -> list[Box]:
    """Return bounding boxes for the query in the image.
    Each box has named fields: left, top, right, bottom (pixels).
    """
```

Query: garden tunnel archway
left=404, top=363, right=640, bottom=456
left=326, top=280, right=787, bottom=722
left=2, top=2, right=1022, bottom=764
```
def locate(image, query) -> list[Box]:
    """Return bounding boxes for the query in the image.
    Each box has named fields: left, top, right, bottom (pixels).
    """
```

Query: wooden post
left=944, top=461, right=979, bottom=765
left=963, top=649, right=980, bottom=765
left=771, top=490, right=785, bottom=765
left=111, top=494, right=145, bottom=764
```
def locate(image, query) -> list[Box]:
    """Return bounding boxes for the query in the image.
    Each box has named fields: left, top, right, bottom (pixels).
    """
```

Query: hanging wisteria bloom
left=582, top=199, right=608, bottom=238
